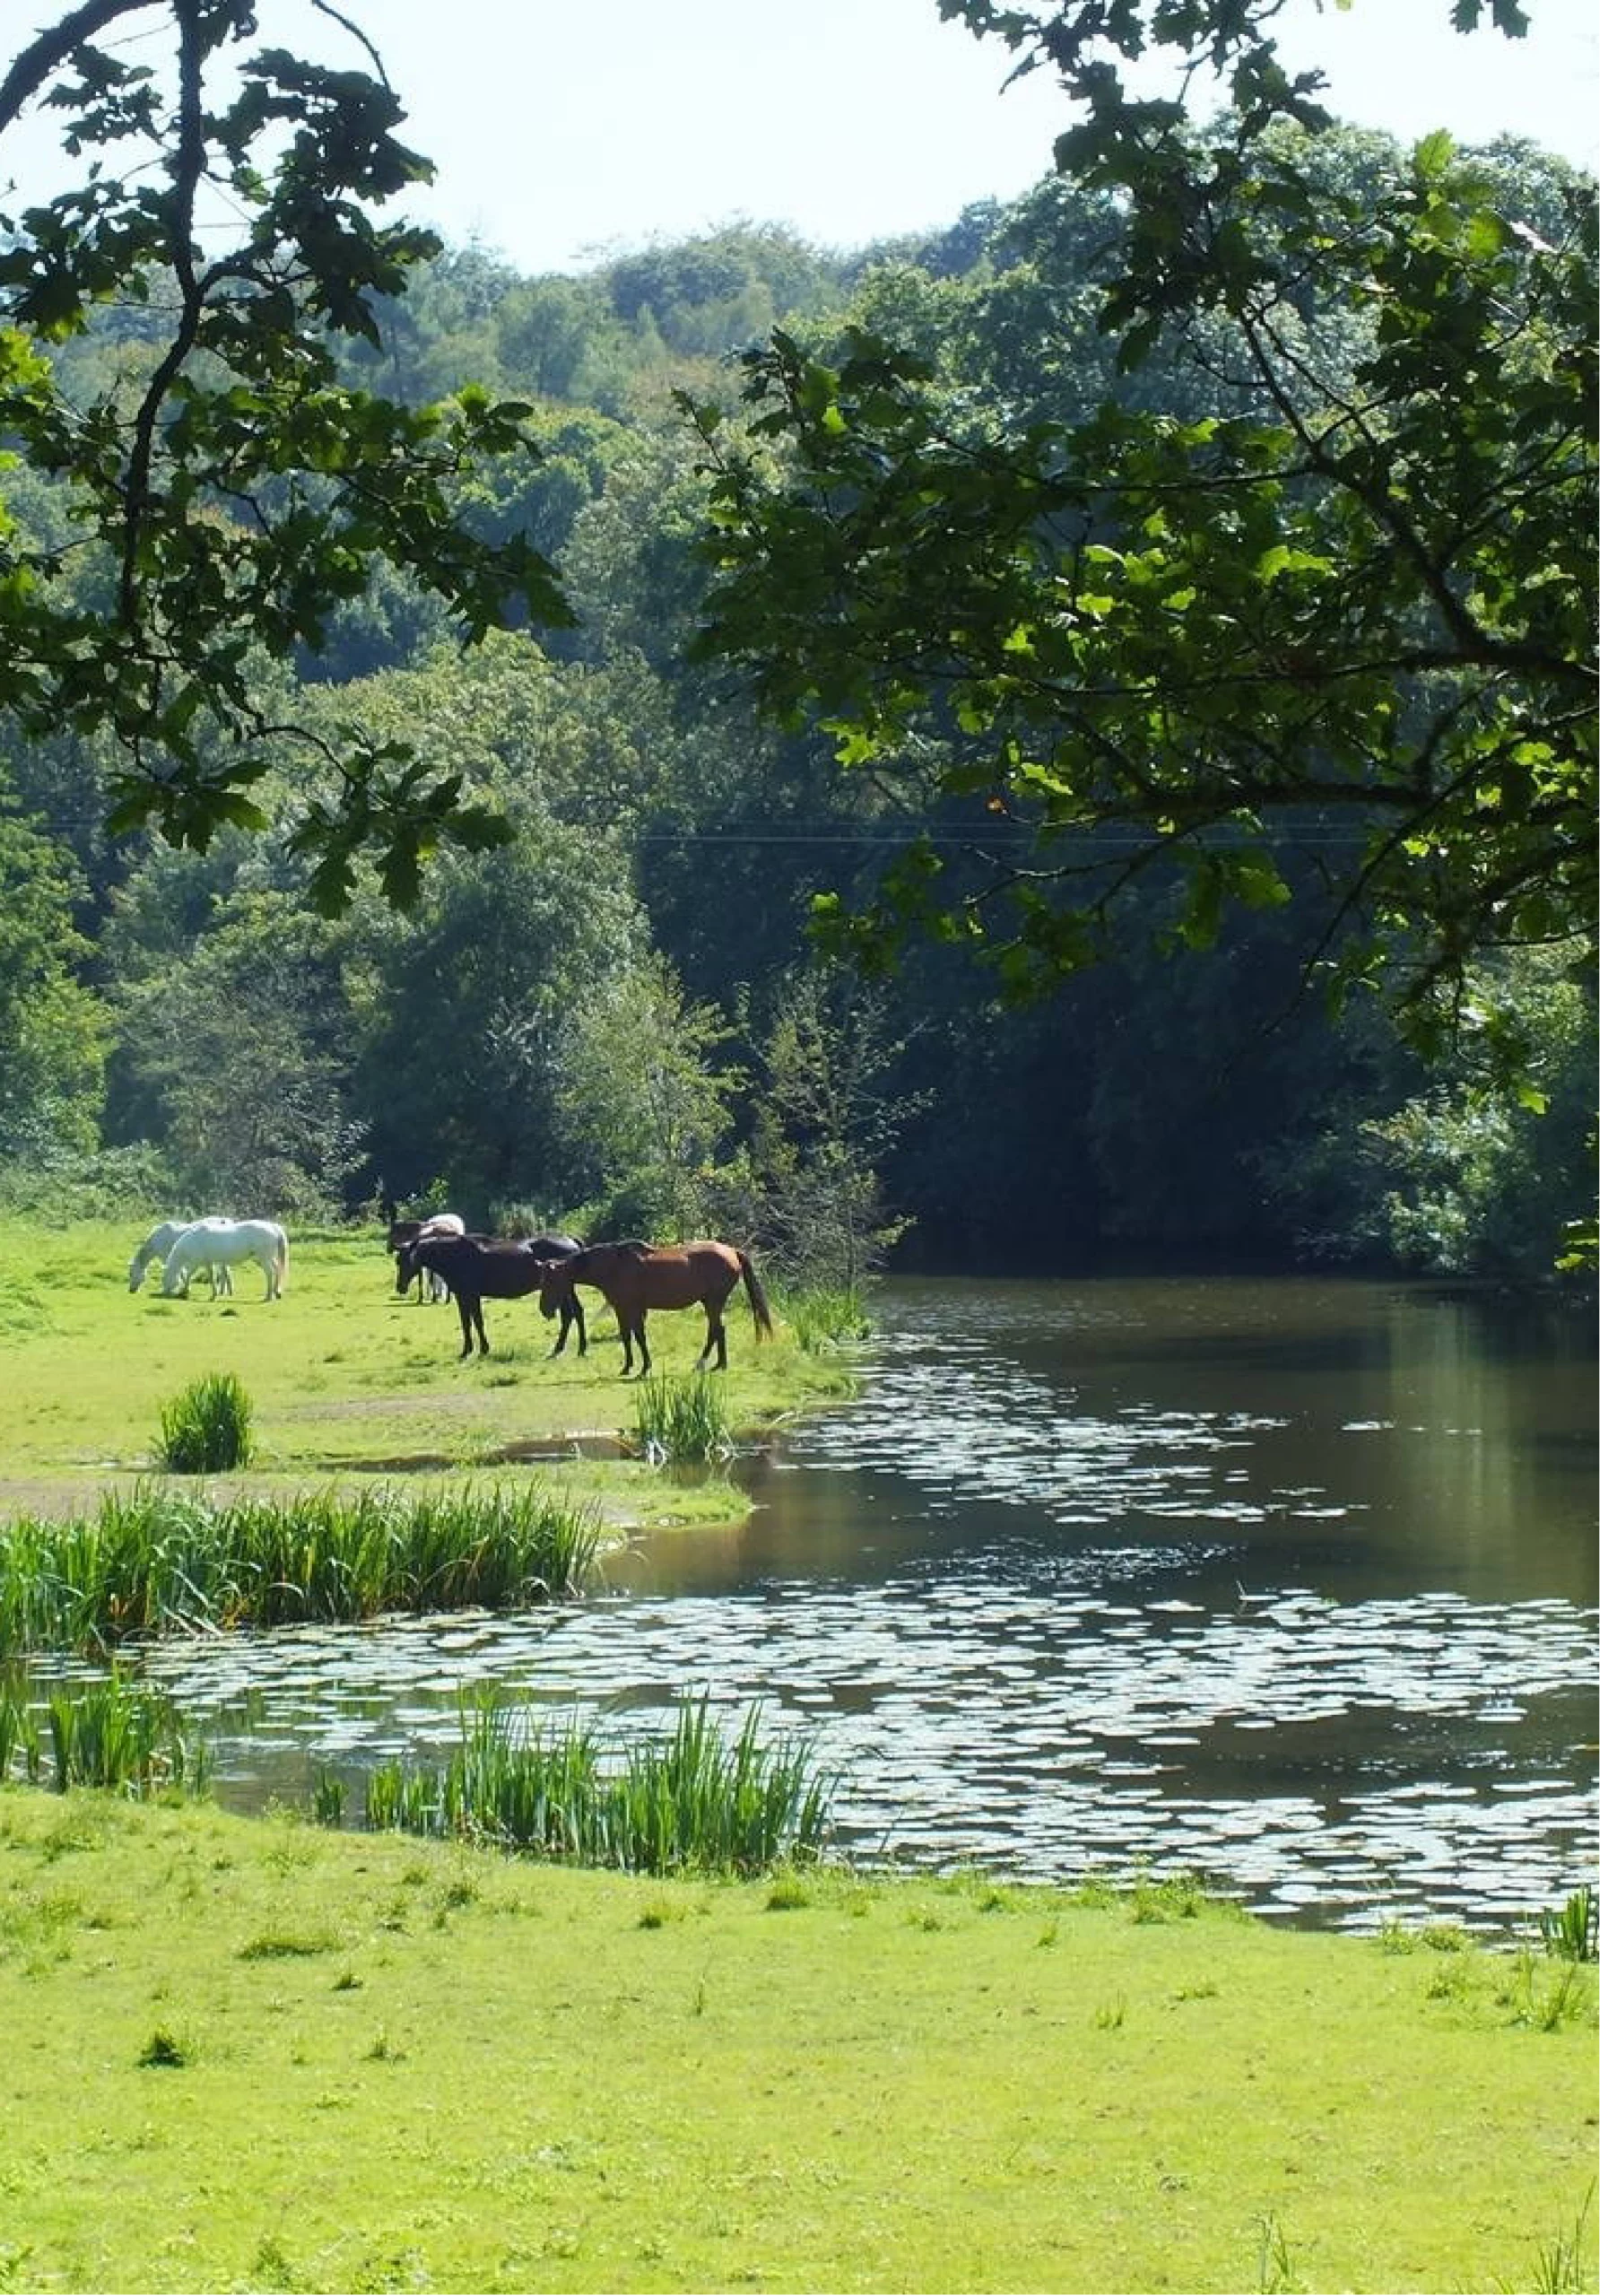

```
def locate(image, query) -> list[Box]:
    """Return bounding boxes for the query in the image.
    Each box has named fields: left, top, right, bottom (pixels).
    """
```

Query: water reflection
left=120, top=1277, right=1596, bottom=1935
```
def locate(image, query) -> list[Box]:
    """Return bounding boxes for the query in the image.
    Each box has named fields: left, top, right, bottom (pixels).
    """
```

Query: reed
left=43, top=1674, right=209, bottom=1796
left=1539, top=1884, right=1598, bottom=1963
left=0, top=1482, right=604, bottom=1657
left=775, top=1285, right=870, bottom=1355
left=364, top=1692, right=836, bottom=1877
left=156, top=1371, right=255, bottom=1474
left=0, top=1676, right=41, bottom=1781
left=631, top=1373, right=734, bottom=1464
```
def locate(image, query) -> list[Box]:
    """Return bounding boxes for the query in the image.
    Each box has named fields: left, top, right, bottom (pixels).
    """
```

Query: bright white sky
left=2, top=1, right=1595, bottom=274
left=369, top=0, right=1599, bottom=273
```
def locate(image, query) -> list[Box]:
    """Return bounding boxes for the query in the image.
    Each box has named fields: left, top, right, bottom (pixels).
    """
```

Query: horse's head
left=528, top=1257, right=570, bottom=1319
left=394, top=1244, right=419, bottom=1297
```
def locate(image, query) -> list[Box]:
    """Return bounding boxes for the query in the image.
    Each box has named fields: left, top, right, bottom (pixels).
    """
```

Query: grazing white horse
left=161, top=1217, right=289, bottom=1301
left=128, top=1217, right=235, bottom=1296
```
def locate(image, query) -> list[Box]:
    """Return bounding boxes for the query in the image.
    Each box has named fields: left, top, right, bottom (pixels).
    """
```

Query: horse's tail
left=738, top=1250, right=774, bottom=1341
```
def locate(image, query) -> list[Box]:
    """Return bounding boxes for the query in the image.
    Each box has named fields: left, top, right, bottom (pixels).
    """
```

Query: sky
left=363, top=0, right=1598, bottom=274
left=2, top=1, right=1595, bottom=274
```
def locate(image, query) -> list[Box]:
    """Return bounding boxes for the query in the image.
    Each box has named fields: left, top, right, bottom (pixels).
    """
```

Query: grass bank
left=0, top=1217, right=856, bottom=1527
left=0, top=1790, right=1593, bottom=2295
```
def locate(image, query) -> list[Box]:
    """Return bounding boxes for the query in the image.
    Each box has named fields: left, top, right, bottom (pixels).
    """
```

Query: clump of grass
left=137, top=2026, right=189, bottom=2069
left=0, top=1676, right=41, bottom=1782
left=310, top=1769, right=346, bottom=1828
left=156, top=1371, right=255, bottom=1474
left=631, top=1373, right=733, bottom=1465
left=45, top=1674, right=209, bottom=1797
left=776, top=1285, right=870, bottom=1354
left=365, top=1692, right=836, bottom=1878
left=0, top=1480, right=603, bottom=1655
left=1539, top=1884, right=1598, bottom=1963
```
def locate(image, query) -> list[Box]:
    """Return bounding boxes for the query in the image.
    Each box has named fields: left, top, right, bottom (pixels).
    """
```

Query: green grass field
left=0, top=1793, right=1594, bottom=2295
left=0, top=1216, right=852, bottom=1525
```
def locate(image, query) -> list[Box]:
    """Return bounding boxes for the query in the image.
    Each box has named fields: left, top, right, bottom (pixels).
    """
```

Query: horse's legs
left=631, top=1312, right=650, bottom=1378
left=454, top=1290, right=477, bottom=1359
left=472, top=1297, right=490, bottom=1355
left=695, top=1304, right=729, bottom=1371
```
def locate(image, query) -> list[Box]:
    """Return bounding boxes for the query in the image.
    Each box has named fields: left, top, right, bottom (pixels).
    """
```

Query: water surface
left=132, top=1275, right=1597, bottom=1933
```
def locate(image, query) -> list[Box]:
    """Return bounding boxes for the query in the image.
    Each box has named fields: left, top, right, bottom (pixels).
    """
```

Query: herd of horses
left=126, top=1207, right=774, bottom=1376
left=387, top=1211, right=774, bottom=1374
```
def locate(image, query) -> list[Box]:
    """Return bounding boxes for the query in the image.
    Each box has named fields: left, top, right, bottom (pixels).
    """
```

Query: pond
left=127, top=1274, right=1597, bottom=1935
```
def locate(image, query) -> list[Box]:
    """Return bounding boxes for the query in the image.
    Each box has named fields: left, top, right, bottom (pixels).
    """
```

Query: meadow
left=0, top=1216, right=1595, bottom=2293
left=0, top=1791, right=1594, bottom=2295
left=0, top=1215, right=854, bottom=1524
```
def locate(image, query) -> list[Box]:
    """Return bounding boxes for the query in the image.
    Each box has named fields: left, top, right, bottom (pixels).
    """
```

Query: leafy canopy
left=684, top=1, right=1596, bottom=1055
left=0, top=0, right=572, bottom=906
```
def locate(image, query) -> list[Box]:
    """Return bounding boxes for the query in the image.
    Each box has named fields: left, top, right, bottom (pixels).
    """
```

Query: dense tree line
left=0, top=3, right=1591, bottom=1281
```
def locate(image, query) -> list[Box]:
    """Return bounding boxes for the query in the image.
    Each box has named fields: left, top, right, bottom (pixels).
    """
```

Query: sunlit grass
left=0, top=1217, right=855, bottom=1523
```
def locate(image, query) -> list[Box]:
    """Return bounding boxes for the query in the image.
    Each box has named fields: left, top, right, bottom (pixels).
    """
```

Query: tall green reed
left=631, top=1373, right=734, bottom=1465
left=364, top=1692, right=836, bottom=1877
left=44, top=1674, right=209, bottom=1796
left=1539, top=1884, right=1598, bottom=1963
left=0, top=1675, right=41, bottom=1781
left=0, top=1481, right=603, bottom=1657
left=775, top=1285, right=870, bottom=1354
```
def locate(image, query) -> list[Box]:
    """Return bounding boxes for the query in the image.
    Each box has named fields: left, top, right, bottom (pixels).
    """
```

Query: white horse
left=161, top=1217, right=289, bottom=1301
left=128, top=1217, right=235, bottom=1296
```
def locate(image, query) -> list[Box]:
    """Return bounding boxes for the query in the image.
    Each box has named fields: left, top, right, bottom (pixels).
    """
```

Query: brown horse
left=400, top=1231, right=585, bottom=1361
left=534, top=1240, right=773, bottom=1377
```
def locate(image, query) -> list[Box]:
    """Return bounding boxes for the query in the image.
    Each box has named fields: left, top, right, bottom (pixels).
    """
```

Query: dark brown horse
left=387, top=1211, right=465, bottom=1302
left=533, top=1239, right=773, bottom=1377
left=399, top=1231, right=585, bottom=1360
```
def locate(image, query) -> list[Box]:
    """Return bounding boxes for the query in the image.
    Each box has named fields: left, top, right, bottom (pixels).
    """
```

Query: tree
left=551, top=952, right=743, bottom=1240
left=742, top=969, right=917, bottom=1290
left=683, top=4, right=1596, bottom=1066
left=0, top=785, right=109, bottom=1161
left=106, top=890, right=364, bottom=1211
left=0, top=2, right=571, bottom=905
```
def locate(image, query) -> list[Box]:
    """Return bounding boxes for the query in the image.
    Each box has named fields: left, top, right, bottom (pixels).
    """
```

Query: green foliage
left=156, top=1370, right=256, bottom=1475
left=0, top=4, right=572, bottom=895
left=553, top=952, right=743, bottom=1240
left=0, top=788, right=109, bottom=1161
left=366, top=1692, right=837, bottom=1877
left=110, top=891, right=365, bottom=1214
left=740, top=969, right=917, bottom=1291
left=685, top=37, right=1596, bottom=1065
left=0, top=1675, right=41, bottom=1781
